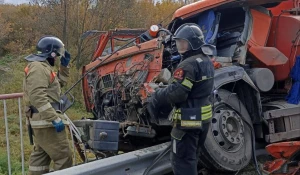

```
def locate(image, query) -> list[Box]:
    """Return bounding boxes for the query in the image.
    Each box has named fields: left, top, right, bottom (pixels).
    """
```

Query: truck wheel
left=198, top=89, right=252, bottom=172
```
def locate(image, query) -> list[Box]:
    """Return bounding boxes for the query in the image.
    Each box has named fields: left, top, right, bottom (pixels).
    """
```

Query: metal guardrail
left=48, top=142, right=172, bottom=175
left=0, top=93, right=172, bottom=175
left=0, top=93, right=25, bottom=175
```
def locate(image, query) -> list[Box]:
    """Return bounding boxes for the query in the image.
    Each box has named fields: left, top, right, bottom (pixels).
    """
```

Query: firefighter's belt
left=173, top=105, right=212, bottom=129
left=29, top=119, right=69, bottom=128
left=30, top=103, right=60, bottom=113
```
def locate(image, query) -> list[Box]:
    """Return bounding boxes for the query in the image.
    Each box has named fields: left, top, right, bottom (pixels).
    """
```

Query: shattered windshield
left=101, top=37, right=136, bottom=57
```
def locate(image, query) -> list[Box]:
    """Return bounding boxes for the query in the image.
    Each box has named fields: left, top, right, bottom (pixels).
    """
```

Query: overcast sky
left=5, top=0, right=29, bottom=4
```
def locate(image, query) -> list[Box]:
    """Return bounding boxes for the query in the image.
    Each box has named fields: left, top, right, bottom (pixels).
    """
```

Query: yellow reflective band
left=173, top=109, right=181, bottom=121
left=181, top=120, right=202, bottom=127
left=171, top=133, right=181, bottom=140
left=174, top=113, right=180, bottom=121
left=181, top=78, right=193, bottom=89
left=193, top=77, right=213, bottom=83
left=173, top=106, right=212, bottom=122
left=37, top=103, right=52, bottom=112
left=30, top=120, right=53, bottom=128
left=201, top=105, right=212, bottom=113
left=30, top=119, right=69, bottom=128
left=202, top=111, right=212, bottom=121
left=29, top=165, right=49, bottom=171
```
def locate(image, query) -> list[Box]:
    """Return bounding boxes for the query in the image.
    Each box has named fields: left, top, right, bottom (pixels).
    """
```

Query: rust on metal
left=0, top=93, right=23, bottom=100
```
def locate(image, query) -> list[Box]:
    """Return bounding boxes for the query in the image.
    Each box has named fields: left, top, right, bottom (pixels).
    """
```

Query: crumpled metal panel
left=214, top=65, right=258, bottom=91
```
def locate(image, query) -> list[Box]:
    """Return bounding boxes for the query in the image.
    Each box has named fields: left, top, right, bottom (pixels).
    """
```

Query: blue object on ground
left=286, top=56, right=300, bottom=104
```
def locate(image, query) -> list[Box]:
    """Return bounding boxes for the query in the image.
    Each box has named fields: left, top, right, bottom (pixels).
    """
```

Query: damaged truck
left=72, top=0, right=300, bottom=173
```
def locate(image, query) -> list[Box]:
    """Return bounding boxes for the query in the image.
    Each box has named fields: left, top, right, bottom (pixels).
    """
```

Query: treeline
left=0, top=0, right=189, bottom=68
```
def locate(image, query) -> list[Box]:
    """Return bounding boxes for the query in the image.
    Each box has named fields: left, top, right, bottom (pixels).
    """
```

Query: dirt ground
left=238, top=155, right=273, bottom=175
left=164, top=154, right=273, bottom=175
left=201, top=154, right=273, bottom=175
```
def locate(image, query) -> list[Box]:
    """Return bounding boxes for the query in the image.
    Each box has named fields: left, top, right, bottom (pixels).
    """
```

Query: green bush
left=0, top=149, right=27, bottom=175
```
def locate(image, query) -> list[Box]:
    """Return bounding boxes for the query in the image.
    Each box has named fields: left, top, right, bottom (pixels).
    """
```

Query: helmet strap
left=47, top=57, right=55, bottom=66
left=180, top=49, right=192, bottom=58
left=181, top=48, right=202, bottom=59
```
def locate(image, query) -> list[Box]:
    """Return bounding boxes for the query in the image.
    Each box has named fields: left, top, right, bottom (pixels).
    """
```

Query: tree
left=0, top=0, right=182, bottom=60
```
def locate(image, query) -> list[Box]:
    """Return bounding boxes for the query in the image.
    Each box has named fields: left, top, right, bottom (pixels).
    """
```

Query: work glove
left=52, top=117, right=65, bottom=132
left=61, top=50, right=71, bottom=67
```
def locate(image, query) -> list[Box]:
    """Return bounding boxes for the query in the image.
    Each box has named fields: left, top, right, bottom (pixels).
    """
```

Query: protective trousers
left=170, top=123, right=209, bottom=175
left=28, top=127, right=72, bottom=175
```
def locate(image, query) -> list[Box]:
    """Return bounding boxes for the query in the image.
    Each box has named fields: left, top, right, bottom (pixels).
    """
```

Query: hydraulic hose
left=220, top=102, right=262, bottom=175
left=143, top=143, right=171, bottom=175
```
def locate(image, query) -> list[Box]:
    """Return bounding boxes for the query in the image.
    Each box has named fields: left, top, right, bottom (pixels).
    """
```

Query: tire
left=198, top=89, right=252, bottom=172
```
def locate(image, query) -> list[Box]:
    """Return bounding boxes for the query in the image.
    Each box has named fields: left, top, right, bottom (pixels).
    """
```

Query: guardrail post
left=0, top=93, right=24, bottom=175
left=18, top=97, right=25, bottom=175
left=3, top=99, right=12, bottom=175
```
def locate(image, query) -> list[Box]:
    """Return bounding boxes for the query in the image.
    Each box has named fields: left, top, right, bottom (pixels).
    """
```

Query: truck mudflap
left=263, top=101, right=300, bottom=143
left=262, top=141, right=300, bottom=175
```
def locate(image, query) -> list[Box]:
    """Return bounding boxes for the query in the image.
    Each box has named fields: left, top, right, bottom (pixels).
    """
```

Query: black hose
left=112, top=62, right=123, bottom=119
left=143, top=144, right=171, bottom=175
left=242, top=114, right=261, bottom=175
left=64, top=24, right=176, bottom=96
left=158, top=28, right=173, bottom=36
left=221, top=102, right=262, bottom=175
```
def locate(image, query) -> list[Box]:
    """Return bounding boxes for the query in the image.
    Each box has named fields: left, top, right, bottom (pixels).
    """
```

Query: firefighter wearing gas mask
left=23, top=36, right=72, bottom=175
left=148, top=23, right=215, bottom=175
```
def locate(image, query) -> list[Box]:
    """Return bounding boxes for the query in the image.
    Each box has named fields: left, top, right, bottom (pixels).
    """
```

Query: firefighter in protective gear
left=147, top=23, right=215, bottom=175
left=23, top=36, right=72, bottom=175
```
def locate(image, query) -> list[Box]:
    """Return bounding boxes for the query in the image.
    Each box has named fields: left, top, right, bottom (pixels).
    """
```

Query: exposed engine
left=79, top=30, right=181, bottom=154
left=88, top=60, right=151, bottom=123
left=86, top=32, right=178, bottom=124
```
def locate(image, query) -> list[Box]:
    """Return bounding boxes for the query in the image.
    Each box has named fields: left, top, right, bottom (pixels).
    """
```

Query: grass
left=0, top=54, right=93, bottom=174
left=0, top=54, right=14, bottom=67
left=0, top=150, right=25, bottom=175
left=0, top=112, right=30, bottom=175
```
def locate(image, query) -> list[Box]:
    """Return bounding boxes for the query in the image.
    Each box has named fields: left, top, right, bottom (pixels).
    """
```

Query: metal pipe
left=18, top=98, right=25, bottom=175
left=3, top=100, right=12, bottom=175
left=0, top=93, right=23, bottom=100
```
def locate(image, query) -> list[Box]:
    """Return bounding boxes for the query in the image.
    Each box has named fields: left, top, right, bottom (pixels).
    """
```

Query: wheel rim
left=211, top=109, right=245, bottom=152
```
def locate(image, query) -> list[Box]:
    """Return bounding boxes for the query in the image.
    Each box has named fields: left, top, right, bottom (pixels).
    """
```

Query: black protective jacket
left=149, top=51, right=214, bottom=124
